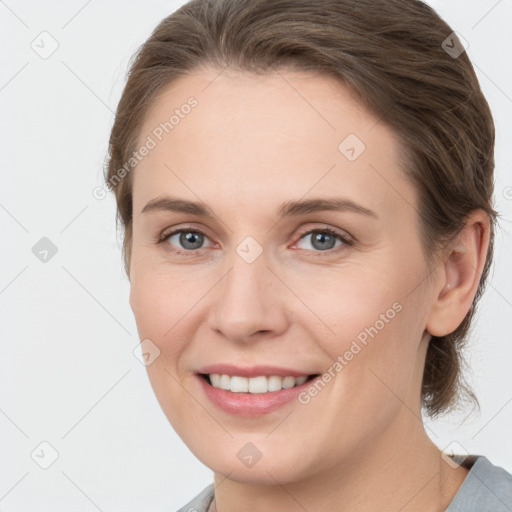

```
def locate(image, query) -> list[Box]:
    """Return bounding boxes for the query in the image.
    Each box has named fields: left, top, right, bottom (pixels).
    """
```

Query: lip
left=196, top=372, right=321, bottom=417
left=197, top=363, right=314, bottom=378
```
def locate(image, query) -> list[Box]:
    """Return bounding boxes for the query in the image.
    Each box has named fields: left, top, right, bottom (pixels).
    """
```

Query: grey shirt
left=176, top=455, right=512, bottom=512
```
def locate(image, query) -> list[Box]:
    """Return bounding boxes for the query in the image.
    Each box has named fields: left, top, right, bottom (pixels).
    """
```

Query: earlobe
left=426, top=211, right=490, bottom=337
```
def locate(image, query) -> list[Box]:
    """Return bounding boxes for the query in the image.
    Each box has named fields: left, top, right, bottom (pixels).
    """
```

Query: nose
left=207, top=248, right=289, bottom=344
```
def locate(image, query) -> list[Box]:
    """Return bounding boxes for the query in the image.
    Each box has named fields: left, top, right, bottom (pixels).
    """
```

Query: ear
left=426, top=210, right=491, bottom=337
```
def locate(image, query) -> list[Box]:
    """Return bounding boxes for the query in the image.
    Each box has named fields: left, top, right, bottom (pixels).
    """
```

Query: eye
left=159, top=227, right=213, bottom=255
left=157, top=225, right=353, bottom=256
left=294, top=227, right=353, bottom=253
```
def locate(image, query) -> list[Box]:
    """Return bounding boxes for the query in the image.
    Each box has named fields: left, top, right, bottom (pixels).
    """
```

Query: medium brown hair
left=105, top=0, right=497, bottom=418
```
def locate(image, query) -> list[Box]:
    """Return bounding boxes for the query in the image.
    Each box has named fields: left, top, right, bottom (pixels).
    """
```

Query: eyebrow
left=140, top=196, right=378, bottom=219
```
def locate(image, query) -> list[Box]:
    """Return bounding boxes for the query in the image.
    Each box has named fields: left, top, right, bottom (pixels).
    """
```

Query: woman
left=104, top=0, right=512, bottom=510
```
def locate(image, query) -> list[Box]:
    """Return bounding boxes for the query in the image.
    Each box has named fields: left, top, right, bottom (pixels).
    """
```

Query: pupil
left=181, top=231, right=202, bottom=250
left=313, top=232, right=335, bottom=250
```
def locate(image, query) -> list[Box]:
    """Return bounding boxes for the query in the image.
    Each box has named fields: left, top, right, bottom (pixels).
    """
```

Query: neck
left=210, top=412, right=469, bottom=512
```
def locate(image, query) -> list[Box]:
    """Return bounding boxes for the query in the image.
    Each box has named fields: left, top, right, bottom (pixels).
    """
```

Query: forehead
left=133, top=66, right=414, bottom=220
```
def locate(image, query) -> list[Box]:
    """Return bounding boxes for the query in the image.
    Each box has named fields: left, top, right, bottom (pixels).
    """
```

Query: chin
left=195, top=441, right=318, bottom=485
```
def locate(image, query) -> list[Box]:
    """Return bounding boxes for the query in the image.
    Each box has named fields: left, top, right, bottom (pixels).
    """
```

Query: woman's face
left=129, top=67, right=438, bottom=483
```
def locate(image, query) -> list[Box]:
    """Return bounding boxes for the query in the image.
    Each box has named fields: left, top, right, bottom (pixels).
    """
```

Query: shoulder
left=446, top=455, right=512, bottom=512
left=175, top=483, right=215, bottom=512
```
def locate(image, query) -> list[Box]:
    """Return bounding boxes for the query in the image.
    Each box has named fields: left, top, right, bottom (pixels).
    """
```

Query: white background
left=1, top=0, right=511, bottom=510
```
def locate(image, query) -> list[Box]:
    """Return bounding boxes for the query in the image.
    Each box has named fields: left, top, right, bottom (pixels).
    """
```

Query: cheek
left=129, top=267, right=211, bottom=398
left=130, top=276, right=168, bottom=339
left=129, top=270, right=195, bottom=402
left=305, top=266, right=401, bottom=347
left=306, top=262, right=424, bottom=400
left=130, top=271, right=198, bottom=427
left=130, top=264, right=197, bottom=340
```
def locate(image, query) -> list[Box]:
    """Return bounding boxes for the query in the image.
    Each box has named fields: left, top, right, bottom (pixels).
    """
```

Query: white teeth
left=210, top=374, right=221, bottom=388
left=219, top=374, right=230, bottom=390
left=230, top=376, right=248, bottom=392
left=248, top=376, right=267, bottom=393
left=282, top=376, right=296, bottom=389
left=267, top=375, right=282, bottom=392
left=208, top=374, right=311, bottom=393
left=295, top=375, right=308, bottom=386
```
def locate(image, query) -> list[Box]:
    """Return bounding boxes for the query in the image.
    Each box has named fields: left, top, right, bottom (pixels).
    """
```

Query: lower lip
left=196, top=374, right=321, bottom=417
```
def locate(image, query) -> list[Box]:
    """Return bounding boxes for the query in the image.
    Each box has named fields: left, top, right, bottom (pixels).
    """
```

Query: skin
left=128, top=66, right=490, bottom=511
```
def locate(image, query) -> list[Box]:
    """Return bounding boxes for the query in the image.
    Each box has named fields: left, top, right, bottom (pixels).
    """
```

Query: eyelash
left=157, top=225, right=354, bottom=257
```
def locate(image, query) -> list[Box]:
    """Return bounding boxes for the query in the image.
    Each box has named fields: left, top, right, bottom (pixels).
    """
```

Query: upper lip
left=197, top=364, right=317, bottom=378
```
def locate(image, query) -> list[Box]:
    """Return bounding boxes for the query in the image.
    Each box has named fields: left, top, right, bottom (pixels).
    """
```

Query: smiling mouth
left=198, top=373, right=320, bottom=394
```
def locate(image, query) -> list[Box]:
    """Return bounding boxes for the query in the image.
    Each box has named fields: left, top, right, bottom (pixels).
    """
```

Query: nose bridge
left=222, top=244, right=272, bottom=314
left=209, top=241, right=285, bottom=341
